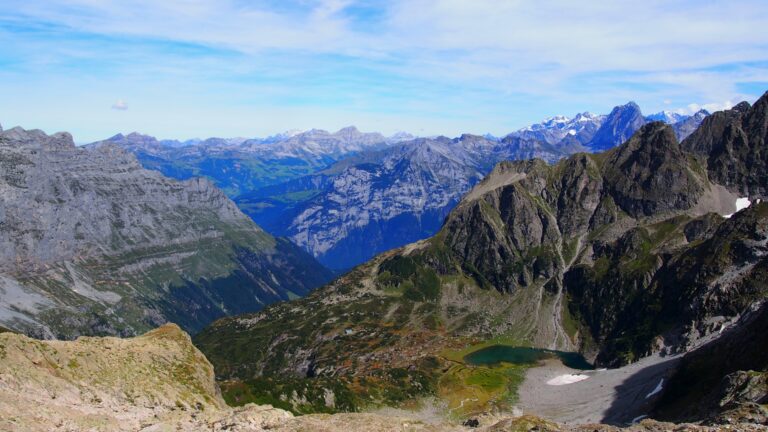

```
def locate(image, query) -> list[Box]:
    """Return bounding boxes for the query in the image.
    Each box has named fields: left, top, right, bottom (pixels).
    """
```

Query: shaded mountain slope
left=682, top=94, right=768, bottom=196
left=652, top=301, right=768, bottom=425
left=239, top=135, right=492, bottom=270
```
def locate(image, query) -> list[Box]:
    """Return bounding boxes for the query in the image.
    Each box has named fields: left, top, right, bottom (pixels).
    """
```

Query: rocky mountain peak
left=336, top=125, right=360, bottom=135
left=623, top=101, right=641, bottom=110
left=0, top=126, right=75, bottom=150
left=87, top=132, right=165, bottom=153
left=682, top=93, right=768, bottom=197
left=670, top=109, right=711, bottom=141
left=619, top=121, right=680, bottom=152
left=693, top=108, right=710, bottom=117
left=604, top=122, right=703, bottom=218
left=589, top=101, right=648, bottom=151
left=458, top=133, right=482, bottom=141
left=733, top=101, right=752, bottom=113
left=387, top=131, right=415, bottom=142
left=573, top=111, right=599, bottom=121
left=647, top=110, right=688, bottom=124
left=125, top=131, right=155, bottom=140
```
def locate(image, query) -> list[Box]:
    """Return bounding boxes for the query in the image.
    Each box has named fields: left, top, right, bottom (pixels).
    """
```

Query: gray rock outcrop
left=0, top=126, right=331, bottom=338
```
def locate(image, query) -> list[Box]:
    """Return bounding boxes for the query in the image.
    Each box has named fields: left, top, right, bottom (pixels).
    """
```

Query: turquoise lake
left=463, top=345, right=594, bottom=370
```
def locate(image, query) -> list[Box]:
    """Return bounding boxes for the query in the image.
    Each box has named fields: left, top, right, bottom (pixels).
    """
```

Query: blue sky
left=1, top=0, right=767, bottom=142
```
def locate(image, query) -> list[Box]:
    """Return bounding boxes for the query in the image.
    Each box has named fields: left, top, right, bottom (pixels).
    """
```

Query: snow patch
left=546, top=374, right=590, bottom=385
left=631, top=415, right=648, bottom=424
left=736, top=197, right=752, bottom=212
left=645, top=378, right=664, bottom=398
left=724, top=197, right=752, bottom=218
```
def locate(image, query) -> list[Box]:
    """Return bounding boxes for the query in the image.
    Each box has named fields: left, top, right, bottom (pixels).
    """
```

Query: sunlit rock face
left=0, top=126, right=331, bottom=339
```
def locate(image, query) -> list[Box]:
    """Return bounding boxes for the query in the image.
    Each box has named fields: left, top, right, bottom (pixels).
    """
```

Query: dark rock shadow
left=601, top=356, right=681, bottom=426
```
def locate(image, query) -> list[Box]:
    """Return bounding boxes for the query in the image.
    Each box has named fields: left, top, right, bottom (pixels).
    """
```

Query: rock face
left=195, top=108, right=767, bottom=423
left=240, top=135, right=493, bottom=270
left=652, top=302, right=768, bottom=425
left=682, top=91, right=768, bottom=196
left=0, top=126, right=332, bottom=338
left=602, top=122, right=704, bottom=218
left=672, top=109, right=710, bottom=141
left=589, top=102, right=648, bottom=151
left=440, top=121, right=758, bottom=359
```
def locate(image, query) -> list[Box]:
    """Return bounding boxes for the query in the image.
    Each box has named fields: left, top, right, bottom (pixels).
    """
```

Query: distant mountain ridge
left=239, top=102, right=708, bottom=269
left=0, top=125, right=331, bottom=338
left=94, top=102, right=709, bottom=270
left=239, top=135, right=494, bottom=269
left=86, top=126, right=410, bottom=196
left=647, top=110, right=688, bottom=124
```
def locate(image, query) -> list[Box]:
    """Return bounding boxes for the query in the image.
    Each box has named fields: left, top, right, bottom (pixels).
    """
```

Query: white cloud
left=111, top=99, right=128, bottom=110
left=687, top=99, right=739, bottom=114
left=8, top=1, right=768, bottom=72
left=2, top=0, right=767, bottom=138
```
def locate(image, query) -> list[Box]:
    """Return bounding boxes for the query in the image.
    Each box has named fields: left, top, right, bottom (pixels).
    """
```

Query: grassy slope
left=195, top=235, right=565, bottom=418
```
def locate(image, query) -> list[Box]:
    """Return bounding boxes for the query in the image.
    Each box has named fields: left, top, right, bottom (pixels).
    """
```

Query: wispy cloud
left=0, top=0, right=766, bottom=141
left=111, top=99, right=127, bottom=110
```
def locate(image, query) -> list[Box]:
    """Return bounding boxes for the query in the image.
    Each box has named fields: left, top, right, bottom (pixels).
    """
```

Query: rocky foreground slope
left=0, top=324, right=758, bottom=431
left=0, top=126, right=331, bottom=338
left=194, top=93, right=768, bottom=424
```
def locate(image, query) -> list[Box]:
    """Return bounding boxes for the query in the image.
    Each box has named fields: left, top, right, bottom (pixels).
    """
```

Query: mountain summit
left=589, top=102, right=648, bottom=151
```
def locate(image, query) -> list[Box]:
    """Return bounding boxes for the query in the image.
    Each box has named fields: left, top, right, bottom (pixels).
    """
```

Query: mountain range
left=0, top=126, right=331, bottom=338
left=86, top=127, right=410, bottom=197
left=92, top=103, right=708, bottom=271
left=193, top=92, right=768, bottom=426
left=237, top=103, right=709, bottom=269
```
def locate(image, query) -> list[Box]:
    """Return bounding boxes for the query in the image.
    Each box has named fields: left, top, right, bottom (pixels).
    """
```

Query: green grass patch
left=438, top=362, right=528, bottom=418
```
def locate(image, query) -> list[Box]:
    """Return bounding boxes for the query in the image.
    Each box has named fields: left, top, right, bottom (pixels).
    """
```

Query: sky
left=0, top=0, right=767, bottom=143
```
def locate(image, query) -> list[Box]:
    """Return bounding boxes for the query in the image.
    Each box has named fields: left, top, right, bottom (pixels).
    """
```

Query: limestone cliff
left=0, top=126, right=331, bottom=338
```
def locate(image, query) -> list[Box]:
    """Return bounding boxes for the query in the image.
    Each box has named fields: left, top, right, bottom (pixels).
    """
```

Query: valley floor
left=518, top=355, right=678, bottom=426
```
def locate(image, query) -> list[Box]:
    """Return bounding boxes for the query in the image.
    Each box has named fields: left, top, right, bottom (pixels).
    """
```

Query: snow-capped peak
left=647, top=110, right=688, bottom=124
left=511, top=109, right=606, bottom=144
